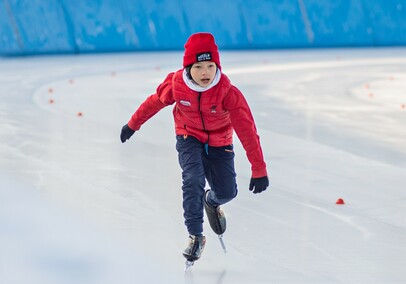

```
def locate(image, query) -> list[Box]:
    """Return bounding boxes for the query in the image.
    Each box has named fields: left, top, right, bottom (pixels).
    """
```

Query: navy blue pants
left=176, top=135, right=238, bottom=235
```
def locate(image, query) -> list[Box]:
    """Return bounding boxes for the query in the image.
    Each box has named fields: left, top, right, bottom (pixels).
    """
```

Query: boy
left=120, top=32, right=269, bottom=263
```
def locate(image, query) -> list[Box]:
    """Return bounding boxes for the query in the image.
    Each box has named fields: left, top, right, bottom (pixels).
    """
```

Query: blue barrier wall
left=1, top=0, right=405, bottom=55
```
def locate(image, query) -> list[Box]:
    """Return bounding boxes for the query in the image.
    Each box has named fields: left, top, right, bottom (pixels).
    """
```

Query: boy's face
left=190, top=61, right=217, bottom=87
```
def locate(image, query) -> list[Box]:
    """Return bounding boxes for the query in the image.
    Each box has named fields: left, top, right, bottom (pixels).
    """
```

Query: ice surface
left=1, top=48, right=405, bottom=283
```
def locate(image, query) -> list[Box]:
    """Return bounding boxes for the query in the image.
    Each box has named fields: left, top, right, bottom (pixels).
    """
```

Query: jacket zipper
left=198, top=92, right=210, bottom=146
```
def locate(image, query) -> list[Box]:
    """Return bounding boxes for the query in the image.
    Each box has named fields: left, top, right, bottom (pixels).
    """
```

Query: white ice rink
left=1, top=48, right=406, bottom=283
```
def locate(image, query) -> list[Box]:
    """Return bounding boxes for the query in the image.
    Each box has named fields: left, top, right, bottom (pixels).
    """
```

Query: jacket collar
left=182, top=68, right=221, bottom=92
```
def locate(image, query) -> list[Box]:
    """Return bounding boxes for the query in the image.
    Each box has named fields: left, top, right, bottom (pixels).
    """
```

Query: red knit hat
left=183, top=32, right=221, bottom=69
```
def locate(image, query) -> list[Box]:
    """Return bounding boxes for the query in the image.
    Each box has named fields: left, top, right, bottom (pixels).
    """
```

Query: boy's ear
left=185, top=65, right=193, bottom=80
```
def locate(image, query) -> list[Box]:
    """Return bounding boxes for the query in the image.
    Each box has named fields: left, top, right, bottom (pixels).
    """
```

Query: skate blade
left=185, top=260, right=194, bottom=271
left=218, top=234, right=227, bottom=253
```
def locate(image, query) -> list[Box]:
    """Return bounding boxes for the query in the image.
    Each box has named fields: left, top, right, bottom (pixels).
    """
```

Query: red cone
left=336, top=198, right=345, bottom=205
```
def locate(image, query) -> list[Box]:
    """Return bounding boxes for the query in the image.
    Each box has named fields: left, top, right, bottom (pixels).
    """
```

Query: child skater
left=120, top=32, right=269, bottom=264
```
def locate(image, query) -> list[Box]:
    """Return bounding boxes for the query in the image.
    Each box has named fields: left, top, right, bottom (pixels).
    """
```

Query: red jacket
left=128, top=70, right=267, bottom=178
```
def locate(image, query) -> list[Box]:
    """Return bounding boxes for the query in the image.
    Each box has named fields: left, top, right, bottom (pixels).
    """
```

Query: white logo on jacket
left=180, top=100, right=191, bottom=107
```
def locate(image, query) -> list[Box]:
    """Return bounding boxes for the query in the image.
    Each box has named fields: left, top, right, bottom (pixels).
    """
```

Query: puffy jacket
left=128, top=69, right=267, bottom=178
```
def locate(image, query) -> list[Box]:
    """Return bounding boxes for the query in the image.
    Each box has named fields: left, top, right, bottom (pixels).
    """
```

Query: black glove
left=120, top=124, right=135, bottom=143
left=249, top=176, right=269, bottom=194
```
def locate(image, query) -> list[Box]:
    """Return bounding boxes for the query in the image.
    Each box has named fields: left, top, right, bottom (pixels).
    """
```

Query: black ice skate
left=183, top=235, right=206, bottom=271
left=204, top=190, right=226, bottom=235
left=183, top=235, right=206, bottom=261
